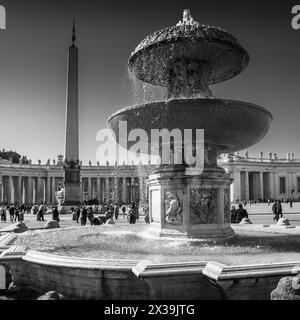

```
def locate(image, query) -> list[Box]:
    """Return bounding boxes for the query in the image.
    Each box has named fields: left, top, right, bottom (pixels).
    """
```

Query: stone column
left=274, top=173, right=279, bottom=199
left=233, top=171, right=241, bottom=202
left=97, top=178, right=101, bottom=201
left=269, top=172, right=274, bottom=200
left=15, top=176, right=22, bottom=203
left=36, top=177, right=43, bottom=204
left=27, top=177, right=33, bottom=203
left=6, top=176, right=12, bottom=203
left=0, top=177, right=3, bottom=203
left=115, top=176, right=119, bottom=202
left=105, top=178, right=109, bottom=202
left=46, top=177, right=51, bottom=204
left=122, top=177, right=127, bottom=203
left=51, top=177, right=56, bottom=203
left=87, top=178, right=92, bottom=200
left=244, top=171, right=249, bottom=201
left=259, top=172, right=264, bottom=200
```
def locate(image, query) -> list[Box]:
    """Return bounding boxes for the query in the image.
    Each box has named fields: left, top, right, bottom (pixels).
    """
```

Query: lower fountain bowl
left=108, top=98, right=272, bottom=154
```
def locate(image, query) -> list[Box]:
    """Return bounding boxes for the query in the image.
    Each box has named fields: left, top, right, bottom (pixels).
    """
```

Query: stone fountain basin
left=108, top=98, right=272, bottom=153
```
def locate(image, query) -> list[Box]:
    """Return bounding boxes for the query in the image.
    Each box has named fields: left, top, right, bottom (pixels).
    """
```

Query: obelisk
left=63, top=19, right=81, bottom=206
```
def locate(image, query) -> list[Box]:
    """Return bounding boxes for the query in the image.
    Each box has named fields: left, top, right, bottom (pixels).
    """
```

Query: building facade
left=1, top=152, right=300, bottom=204
left=220, top=152, right=300, bottom=202
left=0, top=157, right=152, bottom=204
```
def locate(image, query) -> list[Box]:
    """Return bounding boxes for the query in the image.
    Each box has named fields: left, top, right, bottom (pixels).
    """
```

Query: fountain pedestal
left=147, top=168, right=234, bottom=241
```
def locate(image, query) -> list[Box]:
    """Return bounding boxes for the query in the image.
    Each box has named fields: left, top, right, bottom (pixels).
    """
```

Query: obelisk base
left=62, top=167, right=82, bottom=209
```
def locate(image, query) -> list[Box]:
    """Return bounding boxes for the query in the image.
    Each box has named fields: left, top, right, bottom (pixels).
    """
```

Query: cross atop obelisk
left=62, top=19, right=81, bottom=206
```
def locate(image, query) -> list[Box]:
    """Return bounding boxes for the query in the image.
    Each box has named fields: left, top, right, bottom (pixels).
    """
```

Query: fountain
left=108, top=9, right=272, bottom=240
left=2, top=11, right=289, bottom=301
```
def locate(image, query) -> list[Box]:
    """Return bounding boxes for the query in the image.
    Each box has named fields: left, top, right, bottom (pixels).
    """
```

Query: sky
left=0, top=0, right=299, bottom=164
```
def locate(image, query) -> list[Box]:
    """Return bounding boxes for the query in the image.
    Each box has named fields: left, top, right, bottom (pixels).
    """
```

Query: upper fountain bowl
left=128, top=10, right=249, bottom=87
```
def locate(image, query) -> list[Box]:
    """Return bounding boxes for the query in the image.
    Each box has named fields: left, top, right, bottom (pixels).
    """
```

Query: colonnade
left=0, top=175, right=63, bottom=204
left=231, top=170, right=298, bottom=202
left=81, top=176, right=141, bottom=203
left=0, top=174, right=144, bottom=204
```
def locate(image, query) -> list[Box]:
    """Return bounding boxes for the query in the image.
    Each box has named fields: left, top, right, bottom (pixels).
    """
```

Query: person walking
left=19, top=207, right=24, bottom=222
left=114, top=205, right=119, bottom=220
left=0, top=205, right=6, bottom=223
left=37, top=204, right=45, bottom=221
left=9, top=205, right=15, bottom=223
left=144, top=212, right=150, bottom=224
left=75, top=206, right=81, bottom=223
left=278, top=200, right=283, bottom=219
left=14, top=205, right=20, bottom=222
left=87, top=206, right=94, bottom=225
left=81, top=206, right=88, bottom=226
left=272, top=200, right=280, bottom=222
left=121, top=206, right=126, bottom=219
left=290, top=199, right=293, bottom=208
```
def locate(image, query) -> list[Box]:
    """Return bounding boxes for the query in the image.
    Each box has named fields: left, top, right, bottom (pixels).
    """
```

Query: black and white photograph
left=1, top=0, right=300, bottom=308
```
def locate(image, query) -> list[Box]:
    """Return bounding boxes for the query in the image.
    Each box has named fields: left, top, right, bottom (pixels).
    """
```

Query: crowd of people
left=69, top=201, right=145, bottom=226
left=233, top=197, right=294, bottom=208
left=0, top=201, right=151, bottom=226
left=230, top=198, right=292, bottom=223
left=1, top=198, right=294, bottom=227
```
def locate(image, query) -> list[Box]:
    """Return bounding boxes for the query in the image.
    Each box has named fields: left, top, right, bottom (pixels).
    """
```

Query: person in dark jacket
left=52, top=206, right=60, bottom=222
left=121, top=206, right=126, bottom=218
left=81, top=207, right=88, bottom=226
left=230, top=205, right=237, bottom=223
left=9, top=205, right=15, bottom=223
left=235, top=204, right=248, bottom=223
left=75, top=207, right=81, bottom=223
left=114, top=205, right=119, bottom=220
left=272, top=200, right=283, bottom=222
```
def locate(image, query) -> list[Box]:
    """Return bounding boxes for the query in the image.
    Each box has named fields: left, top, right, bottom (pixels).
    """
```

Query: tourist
left=272, top=200, right=281, bottom=222
left=71, top=207, right=76, bottom=220
left=14, top=205, right=20, bottom=222
left=91, top=216, right=101, bottom=225
left=122, top=205, right=126, bottom=218
left=104, top=206, right=113, bottom=223
left=235, top=204, right=248, bottom=223
left=81, top=206, right=88, bottom=226
left=114, top=205, right=119, bottom=220
left=19, top=208, right=24, bottom=222
left=52, top=206, right=60, bottom=222
left=87, top=206, right=94, bottom=225
left=144, top=212, right=150, bottom=224
left=134, top=203, right=139, bottom=222
left=230, top=205, right=237, bottom=223
left=278, top=200, right=283, bottom=219
left=0, top=205, right=6, bottom=223
left=37, top=204, right=45, bottom=221
left=75, top=206, right=81, bottom=223
left=9, top=205, right=15, bottom=223
left=128, top=203, right=137, bottom=224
